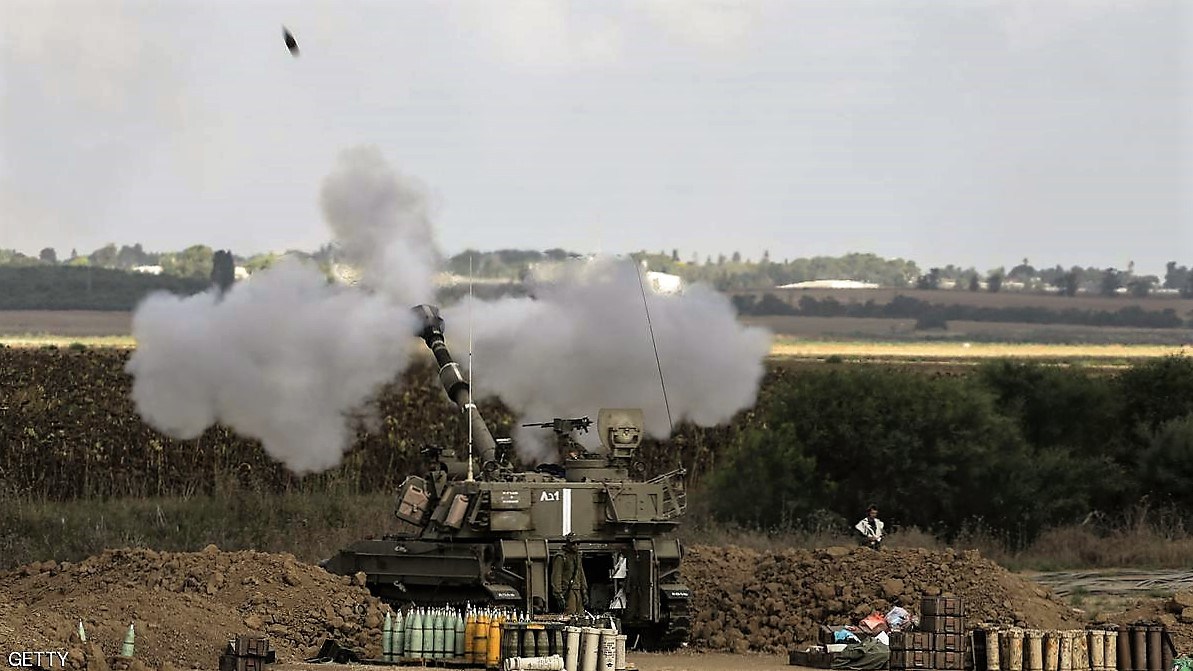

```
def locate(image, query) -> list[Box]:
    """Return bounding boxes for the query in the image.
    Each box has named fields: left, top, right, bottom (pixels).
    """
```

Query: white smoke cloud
left=320, top=146, right=441, bottom=304
left=126, top=147, right=771, bottom=473
left=443, top=257, right=772, bottom=461
left=125, top=146, right=432, bottom=473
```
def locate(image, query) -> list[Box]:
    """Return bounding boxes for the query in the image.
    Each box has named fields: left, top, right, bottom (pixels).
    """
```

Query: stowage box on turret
left=321, top=305, right=691, bottom=649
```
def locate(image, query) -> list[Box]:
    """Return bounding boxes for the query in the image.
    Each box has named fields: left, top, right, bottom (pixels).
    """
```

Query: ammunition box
left=233, top=636, right=272, bottom=658
left=921, top=615, right=965, bottom=635
left=936, top=651, right=965, bottom=668
left=890, top=632, right=935, bottom=651
left=219, top=656, right=268, bottom=671
left=922, top=596, right=966, bottom=617
left=890, top=649, right=934, bottom=669
left=934, top=633, right=966, bottom=651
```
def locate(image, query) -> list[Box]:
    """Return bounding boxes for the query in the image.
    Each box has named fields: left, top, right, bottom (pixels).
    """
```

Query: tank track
left=657, top=596, right=691, bottom=650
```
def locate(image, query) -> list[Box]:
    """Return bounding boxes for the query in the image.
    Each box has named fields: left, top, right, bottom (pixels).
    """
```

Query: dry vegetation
left=768, top=339, right=1187, bottom=361
left=747, top=315, right=1193, bottom=346
left=734, top=286, right=1193, bottom=314
left=0, top=310, right=133, bottom=337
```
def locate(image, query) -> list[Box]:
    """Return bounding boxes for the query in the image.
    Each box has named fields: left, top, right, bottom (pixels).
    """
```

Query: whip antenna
left=634, top=258, right=673, bottom=434
left=466, top=254, right=475, bottom=482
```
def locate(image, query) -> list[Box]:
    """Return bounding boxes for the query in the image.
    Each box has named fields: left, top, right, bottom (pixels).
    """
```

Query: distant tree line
left=708, top=356, right=1193, bottom=546
left=733, top=294, right=1191, bottom=329
left=0, top=244, right=287, bottom=281
left=0, top=266, right=210, bottom=310
left=4, top=244, right=1192, bottom=309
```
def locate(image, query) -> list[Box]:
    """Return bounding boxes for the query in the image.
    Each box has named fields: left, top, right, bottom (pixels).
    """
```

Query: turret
left=412, top=304, right=497, bottom=466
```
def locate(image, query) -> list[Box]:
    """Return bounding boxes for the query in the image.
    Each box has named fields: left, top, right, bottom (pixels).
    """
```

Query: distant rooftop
left=775, top=279, right=881, bottom=289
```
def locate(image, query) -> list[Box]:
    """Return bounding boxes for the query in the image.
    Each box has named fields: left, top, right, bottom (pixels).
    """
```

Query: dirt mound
left=1106, top=596, right=1193, bottom=655
left=684, top=545, right=1083, bottom=654
left=0, top=546, right=391, bottom=669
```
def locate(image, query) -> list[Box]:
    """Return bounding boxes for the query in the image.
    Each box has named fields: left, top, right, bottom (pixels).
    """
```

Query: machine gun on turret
left=522, top=417, right=593, bottom=459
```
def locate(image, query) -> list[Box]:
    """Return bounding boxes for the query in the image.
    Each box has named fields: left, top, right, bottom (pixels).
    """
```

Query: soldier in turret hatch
left=550, top=538, right=588, bottom=614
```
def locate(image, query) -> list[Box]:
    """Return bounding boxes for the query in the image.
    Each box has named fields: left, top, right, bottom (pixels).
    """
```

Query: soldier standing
left=855, top=504, right=884, bottom=550
left=550, top=538, right=588, bottom=614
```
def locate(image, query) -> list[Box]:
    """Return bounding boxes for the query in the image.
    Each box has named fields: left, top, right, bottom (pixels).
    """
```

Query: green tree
left=1163, top=262, right=1189, bottom=291
left=968, top=273, right=980, bottom=292
left=1139, top=415, right=1193, bottom=506
left=162, top=245, right=215, bottom=280
left=1053, top=271, right=1079, bottom=297
left=39, top=247, right=57, bottom=264
left=1100, top=268, right=1122, bottom=297
left=986, top=269, right=1004, bottom=293
left=211, top=249, right=236, bottom=293
left=1008, top=258, right=1035, bottom=281
left=115, top=243, right=150, bottom=269
left=1128, top=276, right=1157, bottom=298
left=88, top=244, right=118, bottom=268
left=916, top=268, right=942, bottom=290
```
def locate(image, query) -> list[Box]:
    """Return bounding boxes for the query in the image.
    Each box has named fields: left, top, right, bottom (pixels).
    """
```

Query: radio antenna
left=634, top=257, right=673, bottom=434
left=466, top=254, right=475, bottom=482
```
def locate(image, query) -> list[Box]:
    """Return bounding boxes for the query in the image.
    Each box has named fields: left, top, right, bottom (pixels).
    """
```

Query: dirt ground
left=0, top=310, right=132, bottom=336
left=275, top=653, right=798, bottom=671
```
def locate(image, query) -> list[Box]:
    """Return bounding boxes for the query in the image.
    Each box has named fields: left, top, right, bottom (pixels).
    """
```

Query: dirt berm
left=0, top=546, right=393, bottom=670
left=685, top=545, right=1084, bottom=654
left=1, top=544, right=1080, bottom=669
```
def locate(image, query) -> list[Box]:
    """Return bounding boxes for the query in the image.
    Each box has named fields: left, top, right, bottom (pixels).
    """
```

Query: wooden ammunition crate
left=935, top=651, right=965, bottom=668
left=934, top=633, right=966, bottom=652
left=232, top=636, right=272, bottom=658
left=920, top=615, right=965, bottom=635
left=890, top=632, right=934, bottom=651
left=219, top=656, right=268, bottom=671
left=922, top=597, right=966, bottom=617
left=890, top=649, right=934, bottom=669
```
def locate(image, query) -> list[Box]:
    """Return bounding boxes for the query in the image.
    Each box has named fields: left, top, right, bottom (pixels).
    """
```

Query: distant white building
left=775, top=279, right=880, bottom=289
left=234, top=266, right=250, bottom=280
left=132, top=265, right=163, bottom=275
left=646, top=271, right=683, bottom=294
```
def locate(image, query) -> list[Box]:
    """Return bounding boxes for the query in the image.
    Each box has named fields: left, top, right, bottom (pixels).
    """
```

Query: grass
left=0, top=485, right=397, bottom=570
left=678, top=506, right=1193, bottom=573
left=0, top=334, right=136, bottom=348
left=6, top=489, right=1193, bottom=577
left=5, top=334, right=1187, bottom=365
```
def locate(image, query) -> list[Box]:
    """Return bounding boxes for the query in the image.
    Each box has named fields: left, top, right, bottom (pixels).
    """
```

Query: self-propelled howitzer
left=321, top=304, right=691, bottom=649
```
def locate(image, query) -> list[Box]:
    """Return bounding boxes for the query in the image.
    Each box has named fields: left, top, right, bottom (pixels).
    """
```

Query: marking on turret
left=539, top=491, right=560, bottom=502
left=562, top=488, right=572, bottom=535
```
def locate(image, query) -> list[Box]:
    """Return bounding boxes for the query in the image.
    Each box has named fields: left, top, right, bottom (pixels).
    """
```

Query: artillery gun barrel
left=413, top=304, right=497, bottom=465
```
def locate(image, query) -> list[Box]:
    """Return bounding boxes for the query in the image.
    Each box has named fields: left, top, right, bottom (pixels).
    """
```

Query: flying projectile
left=283, top=27, right=299, bottom=56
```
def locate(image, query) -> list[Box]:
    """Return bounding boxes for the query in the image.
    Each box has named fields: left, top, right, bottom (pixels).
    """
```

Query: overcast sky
left=2, top=0, right=1189, bottom=275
